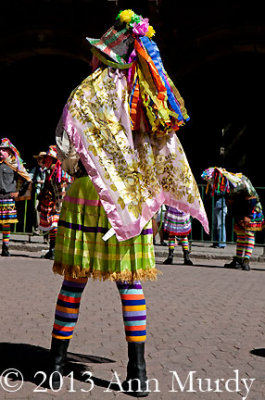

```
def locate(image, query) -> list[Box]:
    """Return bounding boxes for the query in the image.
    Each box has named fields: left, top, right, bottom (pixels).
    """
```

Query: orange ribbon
left=134, top=39, right=167, bottom=103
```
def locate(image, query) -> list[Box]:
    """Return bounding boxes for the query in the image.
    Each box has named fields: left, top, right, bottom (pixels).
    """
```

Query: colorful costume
left=0, top=138, right=31, bottom=256
left=202, top=167, right=265, bottom=270
left=49, top=9, right=209, bottom=395
left=163, top=206, right=193, bottom=265
left=53, top=175, right=156, bottom=281
left=226, top=175, right=264, bottom=270
left=29, top=151, right=47, bottom=231
left=38, top=145, right=72, bottom=259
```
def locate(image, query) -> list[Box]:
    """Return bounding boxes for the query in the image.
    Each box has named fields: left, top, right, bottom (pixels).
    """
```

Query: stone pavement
left=0, top=245, right=265, bottom=400
left=7, top=232, right=265, bottom=262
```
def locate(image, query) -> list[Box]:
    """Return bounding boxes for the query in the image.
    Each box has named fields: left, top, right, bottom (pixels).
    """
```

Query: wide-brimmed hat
left=86, top=9, right=156, bottom=65
left=33, top=151, right=47, bottom=159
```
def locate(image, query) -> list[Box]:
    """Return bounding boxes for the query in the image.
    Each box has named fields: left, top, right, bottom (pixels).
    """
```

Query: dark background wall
left=1, top=0, right=264, bottom=186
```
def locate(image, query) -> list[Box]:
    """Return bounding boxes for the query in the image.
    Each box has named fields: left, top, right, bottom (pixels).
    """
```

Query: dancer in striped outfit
left=47, top=8, right=209, bottom=397
left=50, top=174, right=153, bottom=394
left=53, top=277, right=147, bottom=343
left=38, top=145, right=72, bottom=260
left=0, top=138, right=31, bottom=256
left=202, top=167, right=264, bottom=271
left=163, top=206, right=193, bottom=265
left=224, top=175, right=265, bottom=271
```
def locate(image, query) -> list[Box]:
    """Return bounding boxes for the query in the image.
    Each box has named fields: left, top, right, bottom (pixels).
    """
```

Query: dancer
left=0, top=138, right=31, bottom=256
left=29, top=151, right=47, bottom=232
left=163, top=206, right=193, bottom=265
left=202, top=167, right=264, bottom=271
left=224, top=174, right=264, bottom=271
left=49, top=9, right=209, bottom=396
left=38, top=145, right=72, bottom=259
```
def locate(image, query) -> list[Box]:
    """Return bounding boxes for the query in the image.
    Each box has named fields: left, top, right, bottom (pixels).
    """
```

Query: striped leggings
left=49, top=227, right=57, bottom=247
left=52, top=277, right=146, bottom=343
left=1, top=224, right=11, bottom=245
left=168, top=234, right=189, bottom=251
left=236, top=232, right=255, bottom=259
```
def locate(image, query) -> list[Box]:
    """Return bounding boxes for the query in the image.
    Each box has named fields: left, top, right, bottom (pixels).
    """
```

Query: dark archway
left=179, top=50, right=265, bottom=186
left=1, top=54, right=90, bottom=170
left=1, top=0, right=265, bottom=186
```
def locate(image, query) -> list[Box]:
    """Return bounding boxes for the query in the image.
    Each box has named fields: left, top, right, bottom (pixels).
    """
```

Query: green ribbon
left=91, top=47, right=133, bottom=70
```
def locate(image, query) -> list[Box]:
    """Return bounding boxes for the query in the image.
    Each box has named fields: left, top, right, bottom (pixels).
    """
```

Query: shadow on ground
left=0, top=342, right=126, bottom=393
left=250, top=348, right=265, bottom=358
left=156, top=260, right=223, bottom=269
left=157, top=260, right=265, bottom=271
left=7, top=253, right=47, bottom=259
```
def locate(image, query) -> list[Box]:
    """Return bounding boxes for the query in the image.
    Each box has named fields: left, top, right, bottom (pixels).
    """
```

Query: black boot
left=49, top=337, right=70, bottom=390
left=1, top=243, right=10, bottom=257
left=42, top=248, right=55, bottom=260
left=123, top=343, right=149, bottom=397
left=224, top=256, right=242, bottom=269
left=242, top=257, right=251, bottom=271
left=163, top=248, right=174, bottom=264
left=183, top=250, right=193, bottom=265
left=42, top=241, right=55, bottom=260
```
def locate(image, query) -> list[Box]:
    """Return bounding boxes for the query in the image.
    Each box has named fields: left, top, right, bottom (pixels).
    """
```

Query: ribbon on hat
left=140, top=36, right=189, bottom=123
left=127, top=38, right=190, bottom=136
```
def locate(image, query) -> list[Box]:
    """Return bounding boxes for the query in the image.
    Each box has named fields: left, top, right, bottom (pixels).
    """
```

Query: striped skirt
left=234, top=219, right=265, bottom=235
left=234, top=208, right=265, bottom=234
left=0, top=198, right=18, bottom=224
left=53, top=177, right=158, bottom=282
left=163, top=206, right=191, bottom=236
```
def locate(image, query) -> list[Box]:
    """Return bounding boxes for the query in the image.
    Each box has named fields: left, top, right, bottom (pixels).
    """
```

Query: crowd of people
left=0, top=8, right=264, bottom=397
left=0, top=140, right=72, bottom=259
left=1, top=146, right=263, bottom=269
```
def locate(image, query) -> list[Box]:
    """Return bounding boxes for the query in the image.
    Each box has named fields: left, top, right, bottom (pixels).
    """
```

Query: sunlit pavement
left=0, top=247, right=264, bottom=399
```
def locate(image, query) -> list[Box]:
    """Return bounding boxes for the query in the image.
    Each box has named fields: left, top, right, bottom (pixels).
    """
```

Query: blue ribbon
left=140, top=36, right=188, bottom=122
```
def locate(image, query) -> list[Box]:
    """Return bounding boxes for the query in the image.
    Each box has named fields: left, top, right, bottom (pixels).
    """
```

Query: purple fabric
left=124, top=315, right=146, bottom=321
left=123, top=310, right=146, bottom=317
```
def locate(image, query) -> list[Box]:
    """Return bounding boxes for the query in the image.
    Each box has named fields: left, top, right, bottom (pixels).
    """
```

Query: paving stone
left=0, top=250, right=265, bottom=399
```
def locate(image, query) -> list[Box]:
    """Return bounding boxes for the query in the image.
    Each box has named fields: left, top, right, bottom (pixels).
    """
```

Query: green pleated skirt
left=53, top=177, right=159, bottom=282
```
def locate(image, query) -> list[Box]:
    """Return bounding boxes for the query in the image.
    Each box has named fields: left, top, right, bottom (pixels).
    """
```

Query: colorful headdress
left=201, top=167, right=243, bottom=196
left=0, top=138, right=24, bottom=172
left=0, top=137, right=31, bottom=181
left=46, top=145, right=57, bottom=159
left=86, top=9, right=155, bottom=65
left=59, top=10, right=209, bottom=241
left=46, top=144, right=73, bottom=185
left=86, top=9, right=189, bottom=137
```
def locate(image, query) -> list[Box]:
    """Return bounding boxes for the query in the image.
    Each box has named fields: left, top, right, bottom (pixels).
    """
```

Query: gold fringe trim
left=234, top=224, right=265, bottom=234
left=0, top=219, right=18, bottom=224
left=53, top=262, right=162, bottom=283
